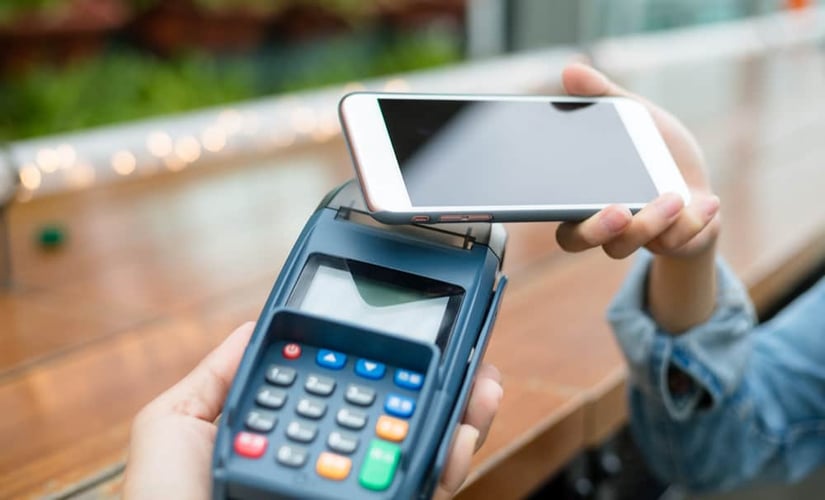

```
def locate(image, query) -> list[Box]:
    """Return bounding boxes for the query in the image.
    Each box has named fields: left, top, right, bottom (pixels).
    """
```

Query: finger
left=562, top=63, right=709, bottom=183
left=434, top=424, right=479, bottom=500
left=562, top=62, right=628, bottom=98
left=150, top=321, right=255, bottom=422
left=647, top=194, right=720, bottom=253
left=556, top=205, right=632, bottom=252
left=462, top=364, right=503, bottom=450
left=476, top=362, right=502, bottom=385
left=602, top=193, right=684, bottom=259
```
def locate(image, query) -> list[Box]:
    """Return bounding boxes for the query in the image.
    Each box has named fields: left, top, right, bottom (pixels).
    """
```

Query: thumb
left=148, top=321, right=255, bottom=422
left=433, top=425, right=480, bottom=499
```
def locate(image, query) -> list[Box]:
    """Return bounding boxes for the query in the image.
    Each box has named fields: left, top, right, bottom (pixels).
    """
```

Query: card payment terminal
left=212, top=180, right=507, bottom=499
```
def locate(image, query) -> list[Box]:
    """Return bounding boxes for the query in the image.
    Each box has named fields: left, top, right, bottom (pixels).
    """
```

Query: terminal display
left=288, top=255, right=463, bottom=347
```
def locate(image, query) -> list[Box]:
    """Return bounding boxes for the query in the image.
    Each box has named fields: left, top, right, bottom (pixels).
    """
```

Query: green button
left=359, top=439, right=401, bottom=491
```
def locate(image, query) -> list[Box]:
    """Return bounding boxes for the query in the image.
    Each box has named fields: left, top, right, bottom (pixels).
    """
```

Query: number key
left=305, top=374, right=336, bottom=396
left=336, top=408, right=367, bottom=430
left=345, top=384, right=375, bottom=407
left=256, top=386, right=287, bottom=409
left=245, top=410, right=277, bottom=433
left=266, top=365, right=296, bottom=387
left=277, top=444, right=308, bottom=468
left=296, top=398, right=327, bottom=419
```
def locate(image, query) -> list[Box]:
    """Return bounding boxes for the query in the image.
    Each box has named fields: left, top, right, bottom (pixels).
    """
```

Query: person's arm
left=554, top=63, right=825, bottom=492
left=613, top=256, right=825, bottom=491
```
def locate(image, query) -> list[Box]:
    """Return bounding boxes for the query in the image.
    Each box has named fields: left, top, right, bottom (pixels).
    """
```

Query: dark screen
left=378, top=99, right=658, bottom=206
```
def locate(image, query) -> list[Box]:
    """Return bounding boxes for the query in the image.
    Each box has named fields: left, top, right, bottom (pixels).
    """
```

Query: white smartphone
left=338, top=92, right=690, bottom=224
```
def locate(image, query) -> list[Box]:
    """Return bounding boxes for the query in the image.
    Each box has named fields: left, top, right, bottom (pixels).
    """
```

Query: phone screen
left=378, top=99, right=658, bottom=207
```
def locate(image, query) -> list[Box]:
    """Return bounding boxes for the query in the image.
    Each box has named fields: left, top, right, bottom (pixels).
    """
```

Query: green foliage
left=0, top=0, right=64, bottom=24
left=0, top=51, right=255, bottom=140
left=278, top=30, right=461, bottom=92
left=0, top=28, right=461, bottom=140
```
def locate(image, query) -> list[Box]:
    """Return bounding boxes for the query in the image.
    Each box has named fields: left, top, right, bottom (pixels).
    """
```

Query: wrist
left=648, top=242, right=718, bottom=334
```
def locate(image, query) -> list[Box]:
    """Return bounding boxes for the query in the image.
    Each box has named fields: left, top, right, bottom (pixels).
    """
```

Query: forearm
left=647, top=243, right=717, bottom=334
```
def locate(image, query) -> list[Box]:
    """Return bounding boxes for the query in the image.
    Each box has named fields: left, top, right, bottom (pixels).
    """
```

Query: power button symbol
left=283, top=343, right=302, bottom=360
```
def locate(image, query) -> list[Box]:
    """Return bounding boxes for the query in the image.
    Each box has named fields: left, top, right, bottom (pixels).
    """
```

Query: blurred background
left=1, top=1, right=824, bottom=499
left=0, top=0, right=814, bottom=143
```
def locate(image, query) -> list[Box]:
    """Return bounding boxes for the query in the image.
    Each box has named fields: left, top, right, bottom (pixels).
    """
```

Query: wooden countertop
left=3, top=42, right=825, bottom=500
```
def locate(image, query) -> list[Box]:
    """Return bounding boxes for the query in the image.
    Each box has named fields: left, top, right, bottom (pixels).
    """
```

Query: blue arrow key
left=355, top=359, right=386, bottom=380
left=316, top=349, right=346, bottom=370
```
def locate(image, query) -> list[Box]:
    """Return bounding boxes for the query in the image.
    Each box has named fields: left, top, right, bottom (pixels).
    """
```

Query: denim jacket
left=608, top=250, right=825, bottom=492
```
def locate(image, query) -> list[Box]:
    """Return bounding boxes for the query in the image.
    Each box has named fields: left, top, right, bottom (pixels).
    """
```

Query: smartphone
left=338, top=92, right=690, bottom=224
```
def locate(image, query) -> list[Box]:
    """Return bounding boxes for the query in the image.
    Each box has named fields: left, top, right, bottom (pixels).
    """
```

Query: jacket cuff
left=607, top=250, right=757, bottom=420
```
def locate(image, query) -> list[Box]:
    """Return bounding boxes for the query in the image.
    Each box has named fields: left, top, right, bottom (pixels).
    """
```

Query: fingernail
left=656, top=194, right=684, bottom=219
left=701, top=195, right=721, bottom=218
left=601, top=209, right=630, bottom=233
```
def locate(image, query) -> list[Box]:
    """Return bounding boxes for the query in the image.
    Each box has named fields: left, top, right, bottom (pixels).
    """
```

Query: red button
left=234, top=432, right=268, bottom=459
left=283, top=343, right=302, bottom=360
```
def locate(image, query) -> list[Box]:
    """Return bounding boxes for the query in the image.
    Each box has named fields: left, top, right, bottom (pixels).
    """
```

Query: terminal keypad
left=232, top=341, right=424, bottom=492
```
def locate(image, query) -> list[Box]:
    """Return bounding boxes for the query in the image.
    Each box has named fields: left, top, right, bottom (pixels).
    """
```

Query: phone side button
left=411, top=215, right=430, bottom=223
left=468, top=215, right=492, bottom=222
left=439, top=215, right=463, bottom=222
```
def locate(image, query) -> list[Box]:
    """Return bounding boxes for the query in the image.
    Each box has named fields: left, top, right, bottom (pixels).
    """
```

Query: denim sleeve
left=608, top=250, right=825, bottom=492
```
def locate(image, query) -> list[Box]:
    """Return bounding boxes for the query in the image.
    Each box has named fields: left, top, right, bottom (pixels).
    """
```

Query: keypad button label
left=328, top=431, right=359, bottom=454
left=282, top=343, right=302, bottom=360
left=359, top=440, right=401, bottom=491
left=234, top=432, right=268, bottom=459
left=355, top=359, right=386, bottom=380
left=375, top=415, right=409, bottom=442
left=336, top=408, right=367, bottom=430
left=256, top=387, right=287, bottom=409
left=394, top=369, right=424, bottom=391
left=345, top=384, right=376, bottom=407
left=296, top=398, right=327, bottom=419
left=286, top=421, right=318, bottom=443
left=305, top=374, right=336, bottom=396
left=277, top=445, right=308, bottom=468
left=316, top=452, right=352, bottom=481
left=266, top=366, right=297, bottom=387
left=245, top=410, right=277, bottom=433
left=316, top=350, right=346, bottom=370
left=385, top=394, right=416, bottom=419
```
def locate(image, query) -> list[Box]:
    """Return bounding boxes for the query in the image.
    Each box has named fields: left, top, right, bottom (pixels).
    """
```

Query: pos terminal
left=212, top=180, right=507, bottom=499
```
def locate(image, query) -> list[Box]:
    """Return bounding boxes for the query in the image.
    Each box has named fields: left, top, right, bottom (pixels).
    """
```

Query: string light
left=111, top=150, right=136, bottom=176
left=147, top=131, right=173, bottom=158
left=383, top=78, right=410, bottom=92
left=343, top=82, right=366, bottom=93
left=164, top=156, right=187, bottom=172
left=36, top=148, right=60, bottom=173
left=217, top=109, right=243, bottom=135
left=65, top=163, right=95, bottom=189
left=56, top=143, right=76, bottom=170
left=19, top=163, right=42, bottom=190
left=201, top=126, right=227, bottom=153
left=174, top=136, right=201, bottom=164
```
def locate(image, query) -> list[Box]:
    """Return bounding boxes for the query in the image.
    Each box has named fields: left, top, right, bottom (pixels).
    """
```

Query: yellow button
left=375, top=415, right=409, bottom=442
left=316, top=452, right=352, bottom=481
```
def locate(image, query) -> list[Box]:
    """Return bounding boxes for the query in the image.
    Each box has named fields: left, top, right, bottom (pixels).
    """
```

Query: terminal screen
left=288, top=256, right=463, bottom=348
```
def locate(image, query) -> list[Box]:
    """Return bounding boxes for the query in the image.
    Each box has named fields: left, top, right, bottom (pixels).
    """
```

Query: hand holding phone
left=554, top=63, right=720, bottom=262
left=339, top=92, right=690, bottom=224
